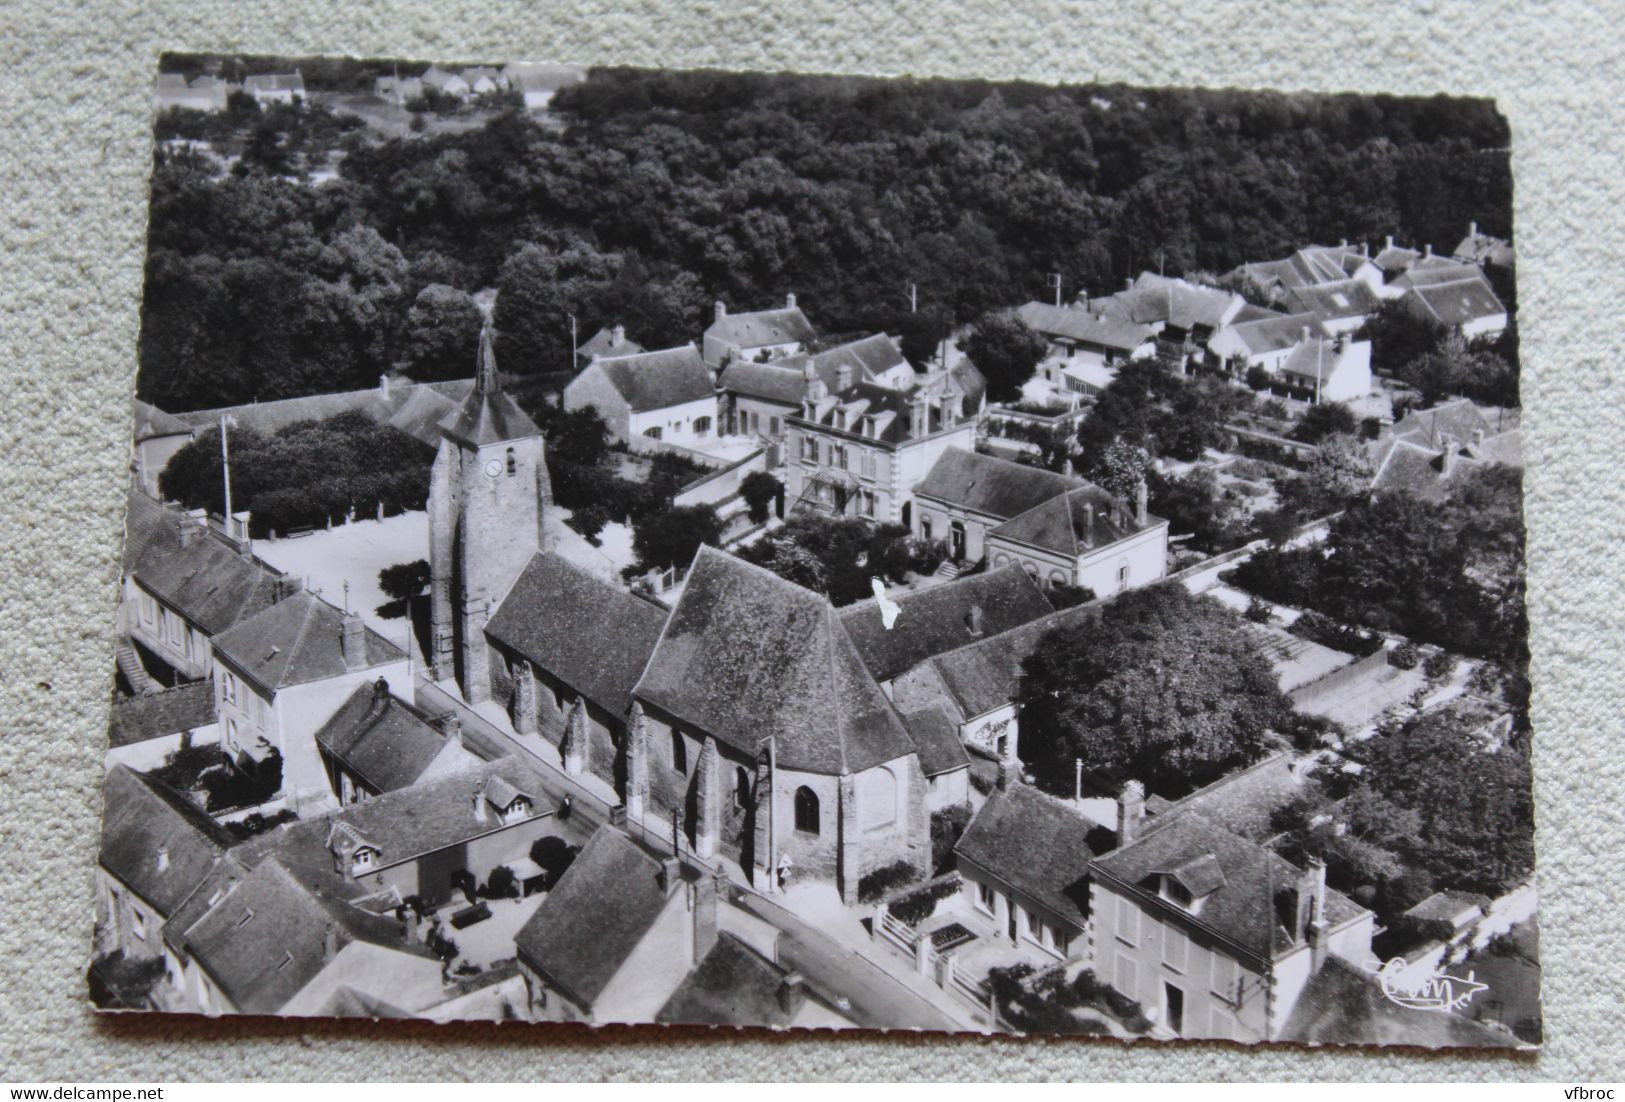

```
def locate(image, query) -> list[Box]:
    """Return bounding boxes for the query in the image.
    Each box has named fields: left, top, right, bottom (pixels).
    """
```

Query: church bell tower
left=428, top=323, right=549, bottom=703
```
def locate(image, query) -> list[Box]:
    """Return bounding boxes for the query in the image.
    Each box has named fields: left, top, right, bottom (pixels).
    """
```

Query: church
left=427, top=327, right=931, bottom=900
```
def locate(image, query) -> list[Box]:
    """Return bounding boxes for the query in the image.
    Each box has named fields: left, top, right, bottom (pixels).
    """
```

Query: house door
left=1006, top=905, right=1018, bottom=942
left=951, top=521, right=966, bottom=561
left=1164, top=982, right=1184, bottom=1035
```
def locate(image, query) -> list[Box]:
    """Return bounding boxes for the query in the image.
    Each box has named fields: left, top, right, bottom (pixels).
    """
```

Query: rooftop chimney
left=176, top=513, right=196, bottom=548
left=1423, top=243, right=1433, bottom=258
left=1471, top=427, right=1485, bottom=448
left=439, top=712, right=462, bottom=747
left=341, top=611, right=367, bottom=671
left=966, top=604, right=984, bottom=638
left=1135, top=479, right=1148, bottom=527
left=714, top=300, right=726, bottom=323
left=785, top=292, right=797, bottom=310
left=1117, top=780, right=1145, bottom=845
left=909, top=391, right=930, bottom=438
left=1469, top=220, right=1478, bottom=238
left=1299, top=325, right=1311, bottom=345
left=778, top=971, right=807, bottom=1017
left=1385, top=234, right=1394, bottom=251
left=996, top=758, right=1013, bottom=791
left=379, top=374, right=391, bottom=399
left=323, top=921, right=339, bottom=963
left=610, top=324, right=625, bottom=347
left=1441, top=437, right=1459, bottom=475
left=1062, top=457, right=1074, bottom=478
left=1124, top=277, right=1134, bottom=291
left=836, top=363, right=853, bottom=391
left=1083, top=502, right=1095, bottom=547
left=1361, top=240, right=1369, bottom=257
left=371, top=676, right=390, bottom=709
left=658, top=856, right=683, bottom=898
left=471, top=788, right=486, bottom=823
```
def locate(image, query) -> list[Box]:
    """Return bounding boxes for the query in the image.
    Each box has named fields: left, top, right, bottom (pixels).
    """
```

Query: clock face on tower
left=484, top=458, right=503, bottom=479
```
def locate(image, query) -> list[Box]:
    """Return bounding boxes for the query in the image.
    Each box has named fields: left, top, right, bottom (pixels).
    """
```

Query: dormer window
left=500, top=797, right=531, bottom=825
left=351, top=847, right=378, bottom=874
left=1163, top=876, right=1193, bottom=909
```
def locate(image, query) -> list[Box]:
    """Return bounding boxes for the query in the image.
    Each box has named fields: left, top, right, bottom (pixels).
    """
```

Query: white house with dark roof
left=1273, top=332, right=1373, bottom=405
left=1280, top=279, right=1382, bottom=336
left=96, top=766, right=234, bottom=965
left=702, top=295, right=816, bottom=368
left=501, top=62, right=585, bottom=110
left=910, top=447, right=1084, bottom=565
left=1207, top=312, right=1328, bottom=376
left=718, top=332, right=913, bottom=439
left=131, top=399, right=195, bottom=498
left=209, top=588, right=409, bottom=806
left=1398, top=271, right=1508, bottom=339
left=985, top=482, right=1169, bottom=596
left=515, top=826, right=728, bottom=1024
left=1451, top=221, right=1515, bottom=269
left=626, top=546, right=931, bottom=900
left=574, top=323, right=642, bottom=369
left=242, top=71, right=304, bottom=105
left=1088, top=796, right=1375, bottom=1042
left=313, top=677, right=482, bottom=805
left=1233, top=243, right=1384, bottom=299
left=563, top=343, right=719, bottom=446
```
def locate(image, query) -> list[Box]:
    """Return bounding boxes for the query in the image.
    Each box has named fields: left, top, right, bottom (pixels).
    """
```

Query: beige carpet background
left=2, top=0, right=1620, bottom=1081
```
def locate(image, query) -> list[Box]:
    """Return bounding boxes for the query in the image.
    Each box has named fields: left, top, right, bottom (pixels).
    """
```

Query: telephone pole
left=908, top=282, right=917, bottom=313
left=568, top=312, right=578, bottom=370
left=1053, top=272, right=1064, bottom=307
left=218, top=414, right=234, bottom=530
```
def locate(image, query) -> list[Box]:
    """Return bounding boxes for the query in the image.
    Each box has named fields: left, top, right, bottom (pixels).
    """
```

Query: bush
left=565, top=503, right=611, bottom=546
left=1244, top=597, right=1274, bottom=624
left=529, top=836, right=579, bottom=888
left=1390, top=641, right=1421, bottom=670
left=1424, top=650, right=1457, bottom=681
left=1245, top=364, right=1272, bottom=391
left=1072, top=970, right=1153, bottom=1033
left=224, top=808, right=298, bottom=840
left=202, top=749, right=282, bottom=812
left=1288, top=609, right=1384, bottom=657
left=739, top=471, right=784, bottom=526
left=857, top=860, right=919, bottom=904
left=887, top=875, right=962, bottom=926
left=481, top=864, right=519, bottom=900
left=929, top=805, right=972, bottom=873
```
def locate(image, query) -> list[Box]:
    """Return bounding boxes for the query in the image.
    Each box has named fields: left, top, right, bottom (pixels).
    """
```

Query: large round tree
left=1017, top=583, right=1289, bottom=796
left=961, top=310, right=1047, bottom=403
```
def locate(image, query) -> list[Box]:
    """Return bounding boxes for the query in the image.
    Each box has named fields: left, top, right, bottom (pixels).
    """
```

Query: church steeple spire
left=436, top=319, right=540, bottom=449
left=475, top=321, right=500, bottom=394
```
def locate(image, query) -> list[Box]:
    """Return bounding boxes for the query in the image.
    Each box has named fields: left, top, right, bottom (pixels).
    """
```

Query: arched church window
left=794, top=786, right=820, bottom=834
left=735, top=766, right=751, bottom=809
left=671, top=729, right=687, bottom=775
left=506, top=447, right=517, bottom=475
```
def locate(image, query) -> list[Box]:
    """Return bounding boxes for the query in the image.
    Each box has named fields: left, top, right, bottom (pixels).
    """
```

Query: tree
left=1017, top=584, right=1289, bottom=795
left=1147, top=467, right=1245, bottom=552
left=631, top=504, right=723, bottom=573
left=1088, top=439, right=1150, bottom=500
left=736, top=515, right=924, bottom=606
left=493, top=241, right=621, bottom=375
left=961, top=310, right=1047, bottom=403
left=1401, top=332, right=1517, bottom=408
left=1280, top=433, right=1375, bottom=517
left=378, top=560, right=431, bottom=603
left=402, top=284, right=483, bottom=381
left=1293, top=401, right=1358, bottom=444
left=739, top=471, right=784, bottom=525
left=1356, top=299, right=1446, bottom=376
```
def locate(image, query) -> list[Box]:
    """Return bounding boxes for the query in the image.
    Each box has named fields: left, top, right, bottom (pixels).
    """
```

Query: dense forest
left=137, top=65, right=1512, bottom=411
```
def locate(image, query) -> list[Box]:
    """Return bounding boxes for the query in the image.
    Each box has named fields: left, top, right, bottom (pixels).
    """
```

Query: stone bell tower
left=428, top=323, right=549, bottom=703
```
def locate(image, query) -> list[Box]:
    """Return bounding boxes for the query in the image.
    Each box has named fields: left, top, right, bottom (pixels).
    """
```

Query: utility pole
left=218, top=414, right=234, bottom=532
left=568, top=313, right=578, bottom=370
left=1053, top=272, right=1064, bottom=308
left=908, top=282, right=917, bottom=314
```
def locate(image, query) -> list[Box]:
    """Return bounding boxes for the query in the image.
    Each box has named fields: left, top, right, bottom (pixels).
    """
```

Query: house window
left=506, top=447, right=517, bottom=475
left=131, top=906, right=147, bottom=941
left=1211, top=954, right=1238, bottom=1004
left=1026, top=910, right=1042, bottom=939
left=694, top=416, right=712, bottom=437
left=1048, top=570, right=1068, bottom=588
left=859, top=490, right=876, bottom=518
left=1115, top=894, right=1140, bottom=946
left=1164, top=877, right=1193, bottom=909
left=735, top=766, right=751, bottom=810
left=921, top=516, right=933, bottom=543
left=222, top=672, right=237, bottom=706
left=352, top=848, right=376, bottom=874
left=1117, top=563, right=1131, bottom=592
left=1163, top=924, right=1187, bottom=973
left=225, top=718, right=239, bottom=753
left=1163, top=982, right=1185, bottom=1035
left=860, top=449, right=876, bottom=478
left=644, top=427, right=663, bottom=441
left=769, top=416, right=780, bottom=435
left=832, top=443, right=847, bottom=470
left=1054, top=929, right=1073, bottom=957
left=977, top=882, right=996, bottom=914
left=800, top=435, right=816, bottom=461
left=793, top=786, right=820, bottom=834
left=671, top=729, right=687, bottom=775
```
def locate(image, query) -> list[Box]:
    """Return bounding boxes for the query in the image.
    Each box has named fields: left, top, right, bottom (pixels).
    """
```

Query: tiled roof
left=913, top=447, right=1081, bottom=521
left=1405, top=890, right=1492, bottom=926
left=1281, top=956, right=1515, bottom=1048
left=1278, top=336, right=1366, bottom=383
left=954, top=782, right=1104, bottom=926
left=793, top=380, right=966, bottom=447
left=1282, top=279, right=1380, bottom=320
left=486, top=553, right=669, bottom=717
left=211, top=590, right=405, bottom=693
left=1451, top=231, right=1515, bottom=267
left=1223, top=313, right=1325, bottom=355
left=658, top=933, right=801, bottom=1027
left=313, top=679, right=476, bottom=794
left=1373, top=244, right=1421, bottom=273
left=175, top=380, right=474, bottom=448
left=727, top=333, right=913, bottom=406
left=1091, top=812, right=1367, bottom=961
left=1391, top=262, right=1480, bottom=292
left=99, top=766, right=233, bottom=917
left=1390, top=399, right=1493, bottom=449
left=515, top=826, right=673, bottom=1008
left=926, top=602, right=1100, bottom=721
left=898, top=703, right=971, bottom=778
left=838, top=564, right=1055, bottom=683
left=121, top=489, right=181, bottom=575
left=1242, top=246, right=1368, bottom=291
left=1016, top=301, right=1153, bottom=350
left=583, top=344, right=716, bottom=412
left=132, top=399, right=193, bottom=442
left=501, top=62, right=586, bottom=93
left=1142, top=752, right=1302, bottom=842
left=1368, top=432, right=1520, bottom=502
left=576, top=326, right=643, bottom=363
left=130, top=528, right=282, bottom=637
left=634, top=547, right=917, bottom=774
left=1405, top=279, right=1506, bottom=327
left=988, top=485, right=1158, bottom=558
left=109, top=681, right=217, bottom=747
left=707, top=305, right=815, bottom=350
left=164, top=856, right=429, bottom=1016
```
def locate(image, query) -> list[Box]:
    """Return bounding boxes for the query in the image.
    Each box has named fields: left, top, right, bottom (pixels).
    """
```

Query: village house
left=153, top=74, right=230, bottom=113
left=1088, top=273, right=1262, bottom=371
left=1207, top=312, right=1327, bottom=377
left=241, top=72, right=304, bottom=106
left=718, top=333, right=914, bottom=439
left=659, top=931, right=843, bottom=1028
left=461, top=67, right=504, bottom=96
left=373, top=75, right=423, bottom=105
left=313, top=677, right=484, bottom=806
left=1395, top=269, right=1509, bottom=339
left=911, top=448, right=1084, bottom=566
left=483, top=552, right=670, bottom=791
left=562, top=344, right=718, bottom=446
left=107, top=681, right=219, bottom=769
left=96, top=766, right=234, bottom=966
left=953, top=771, right=1105, bottom=962
left=784, top=365, right=976, bottom=526
left=209, top=588, right=409, bottom=806
left=158, top=855, right=443, bottom=1018
left=1368, top=398, right=1522, bottom=501
left=131, top=399, right=195, bottom=499
left=1088, top=791, right=1375, bottom=1042
left=575, top=323, right=643, bottom=369
left=1280, top=279, right=1383, bottom=336
left=1233, top=242, right=1385, bottom=300
left=985, top=481, right=1169, bottom=596
left=897, top=704, right=974, bottom=812
left=515, top=827, right=730, bottom=1024
left=500, top=62, right=585, bottom=110
left=629, top=547, right=932, bottom=900
left=1016, top=300, right=1156, bottom=397
left=120, top=495, right=285, bottom=688
left=702, top=295, right=816, bottom=369
left=419, top=66, right=470, bottom=100
left=1451, top=220, right=1515, bottom=269
left=1271, top=332, right=1374, bottom=405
